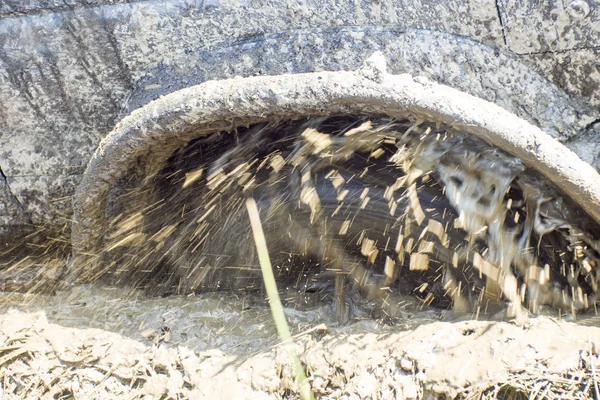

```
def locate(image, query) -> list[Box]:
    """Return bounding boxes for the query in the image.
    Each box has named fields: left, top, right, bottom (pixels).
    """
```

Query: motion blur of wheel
left=115, top=118, right=600, bottom=315
left=70, top=65, right=600, bottom=319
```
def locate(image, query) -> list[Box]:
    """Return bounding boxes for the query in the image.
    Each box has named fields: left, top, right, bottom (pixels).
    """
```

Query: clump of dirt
left=1, top=286, right=599, bottom=399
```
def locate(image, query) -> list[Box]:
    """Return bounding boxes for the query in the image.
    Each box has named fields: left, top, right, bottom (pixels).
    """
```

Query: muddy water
left=3, top=117, right=599, bottom=350
left=2, top=117, right=600, bottom=399
left=0, top=284, right=450, bottom=356
left=2, top=290, right=599, bottom=399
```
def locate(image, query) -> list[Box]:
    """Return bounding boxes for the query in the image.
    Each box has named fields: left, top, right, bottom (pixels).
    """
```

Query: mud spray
left=81, top=116, right=598, bottom=319
left=2, top=116, right=600, bottom=395
left=102, top=116, right=600, bottom=399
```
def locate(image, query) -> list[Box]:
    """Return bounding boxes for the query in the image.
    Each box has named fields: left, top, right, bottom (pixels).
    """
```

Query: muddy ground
left=0, top=285, right=599, bottom=399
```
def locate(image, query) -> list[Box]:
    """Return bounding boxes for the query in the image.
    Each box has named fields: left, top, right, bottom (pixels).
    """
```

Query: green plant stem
left=246, top=197, right=314, bottom=400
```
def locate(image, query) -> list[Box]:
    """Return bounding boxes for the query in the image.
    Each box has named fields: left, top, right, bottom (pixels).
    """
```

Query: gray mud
left=4, top=90, right=600, bottom=398
left=1, top=286, right=599, bottom=399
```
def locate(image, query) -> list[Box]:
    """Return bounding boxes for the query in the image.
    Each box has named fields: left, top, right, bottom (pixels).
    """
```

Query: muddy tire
left=69, top=63, right=600, bottom=317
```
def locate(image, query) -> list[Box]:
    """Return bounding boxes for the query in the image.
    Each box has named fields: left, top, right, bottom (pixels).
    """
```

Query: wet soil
left=1, top=286, right=599, bottom=399
left=3, top=118, right=600, bottom=399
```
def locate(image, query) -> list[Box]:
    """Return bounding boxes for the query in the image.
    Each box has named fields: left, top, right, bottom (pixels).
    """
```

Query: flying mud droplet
left=96, top=116, right=600, bottom=319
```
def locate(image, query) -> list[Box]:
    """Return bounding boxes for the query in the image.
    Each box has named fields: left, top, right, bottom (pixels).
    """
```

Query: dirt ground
left=0, top=285, right=599, bottom=399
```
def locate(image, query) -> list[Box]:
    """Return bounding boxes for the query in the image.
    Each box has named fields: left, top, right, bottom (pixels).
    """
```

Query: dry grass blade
left=0, top=346, right=29, bottom=367
left=246, top=197, right=314, bottom=400
left=591, top=348, right=600, bottom=399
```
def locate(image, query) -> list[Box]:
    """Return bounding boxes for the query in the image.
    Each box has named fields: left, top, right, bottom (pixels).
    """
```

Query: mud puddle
left=0, top=284, right=446, bottom=355
left=1, top=286, right=599, bottom=399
